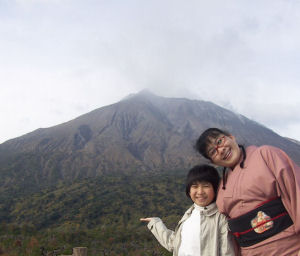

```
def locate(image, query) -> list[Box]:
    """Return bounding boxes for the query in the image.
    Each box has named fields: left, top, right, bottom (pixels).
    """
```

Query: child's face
left=189, top=181, right=215, bottom=207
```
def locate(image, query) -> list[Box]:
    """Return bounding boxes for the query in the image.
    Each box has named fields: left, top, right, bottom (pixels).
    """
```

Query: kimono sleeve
left=260, top=145, right=300, bottom=233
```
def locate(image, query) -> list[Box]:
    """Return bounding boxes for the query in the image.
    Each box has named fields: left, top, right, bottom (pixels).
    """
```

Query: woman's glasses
left=207, top=135, right=226, bottom=159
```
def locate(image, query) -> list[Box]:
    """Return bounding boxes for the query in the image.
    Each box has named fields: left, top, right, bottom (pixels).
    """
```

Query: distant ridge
left=1, top=90, right=300, bottom=189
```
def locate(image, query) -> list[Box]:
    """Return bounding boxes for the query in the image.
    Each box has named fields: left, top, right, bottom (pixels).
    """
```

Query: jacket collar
left=186, top=202, right=218, bottom=217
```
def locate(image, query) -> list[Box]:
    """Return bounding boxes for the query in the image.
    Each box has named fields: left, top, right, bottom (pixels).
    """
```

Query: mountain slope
left=0, top=90, right=300, bottom=190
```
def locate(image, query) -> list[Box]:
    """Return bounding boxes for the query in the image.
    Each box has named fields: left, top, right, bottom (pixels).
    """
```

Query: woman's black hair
left=185, top=164, right=220, bottom=201
left=194, top=128, right=230, bottom=159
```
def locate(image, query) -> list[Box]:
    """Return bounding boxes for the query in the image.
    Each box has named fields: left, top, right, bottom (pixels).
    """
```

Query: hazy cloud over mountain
left=1, top=0, right=300, bottom=143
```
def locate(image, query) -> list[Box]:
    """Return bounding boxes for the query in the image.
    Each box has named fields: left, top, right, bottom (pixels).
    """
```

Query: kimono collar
left=222, top=144, right=247, bottom=190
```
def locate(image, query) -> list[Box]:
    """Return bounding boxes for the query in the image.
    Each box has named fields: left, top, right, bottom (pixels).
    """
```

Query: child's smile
left=189, top=181, right=215, bottom=207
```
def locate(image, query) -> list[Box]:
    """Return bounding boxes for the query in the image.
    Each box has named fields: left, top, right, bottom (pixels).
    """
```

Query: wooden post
left=73, top=247, right=88, bottom=256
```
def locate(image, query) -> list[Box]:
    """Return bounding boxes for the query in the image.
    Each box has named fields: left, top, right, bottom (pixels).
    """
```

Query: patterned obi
left=228, top=197, right=293, bottom=247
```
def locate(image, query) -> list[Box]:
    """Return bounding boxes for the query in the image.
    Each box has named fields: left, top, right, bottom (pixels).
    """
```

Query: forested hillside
left=0, top=170, right=190, bottom=255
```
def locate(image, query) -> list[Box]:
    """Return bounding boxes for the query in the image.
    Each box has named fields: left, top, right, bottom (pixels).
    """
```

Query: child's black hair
left=185, top=164, right=220, bottom=201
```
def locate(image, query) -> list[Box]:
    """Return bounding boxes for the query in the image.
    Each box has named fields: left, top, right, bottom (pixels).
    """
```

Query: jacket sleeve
left=219, top=215, right=239, bottom=256
left=147, top=217, right=175, bottom=252
left=261, top=146, right=300, bottom=233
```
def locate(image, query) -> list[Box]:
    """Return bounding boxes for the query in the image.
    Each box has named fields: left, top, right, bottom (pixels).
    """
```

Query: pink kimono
left=216, top=145, right=300, bottom=256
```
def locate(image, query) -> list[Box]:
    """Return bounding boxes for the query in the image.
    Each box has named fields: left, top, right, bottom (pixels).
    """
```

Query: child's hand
left=140, top=218, right=153, bottom=222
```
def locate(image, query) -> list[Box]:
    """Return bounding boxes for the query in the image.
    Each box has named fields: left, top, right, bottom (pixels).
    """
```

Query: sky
left=1, top=0, right=300, bottom=144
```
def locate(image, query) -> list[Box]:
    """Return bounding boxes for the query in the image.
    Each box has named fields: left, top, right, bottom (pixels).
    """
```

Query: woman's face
left=206, top=134, right=241, bottom=169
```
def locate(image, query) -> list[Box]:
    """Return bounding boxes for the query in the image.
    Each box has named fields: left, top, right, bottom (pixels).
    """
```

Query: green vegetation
left=0, top=170, right=191, bottom=255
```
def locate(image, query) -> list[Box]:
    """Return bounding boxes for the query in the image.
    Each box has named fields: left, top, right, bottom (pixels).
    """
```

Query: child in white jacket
left=140, top=164, right=236, bottom=256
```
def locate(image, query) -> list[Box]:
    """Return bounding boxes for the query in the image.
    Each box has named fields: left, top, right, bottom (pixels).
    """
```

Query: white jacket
left=147, top=202, right=235, bottom=256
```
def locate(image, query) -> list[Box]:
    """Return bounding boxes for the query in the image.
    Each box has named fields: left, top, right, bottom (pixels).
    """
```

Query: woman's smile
left=209, top=135, right=241, bottom=168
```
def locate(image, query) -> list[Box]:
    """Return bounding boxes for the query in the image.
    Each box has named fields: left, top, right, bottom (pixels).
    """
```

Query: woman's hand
left=140, top=218, right=153, bottom=222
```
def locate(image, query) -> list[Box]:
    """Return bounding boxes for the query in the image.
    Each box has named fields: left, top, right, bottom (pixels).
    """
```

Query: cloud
left=1, top=0, right=300, bottom=143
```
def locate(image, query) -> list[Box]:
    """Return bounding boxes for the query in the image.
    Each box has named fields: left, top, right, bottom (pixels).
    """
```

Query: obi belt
left=228, top=197, right=293, bottom=247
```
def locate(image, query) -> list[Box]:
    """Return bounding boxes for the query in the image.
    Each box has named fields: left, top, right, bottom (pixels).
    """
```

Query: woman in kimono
left=195, top=128, right=300, bottom=256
